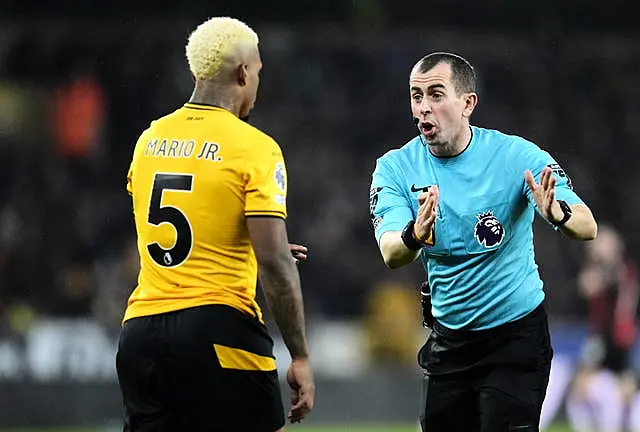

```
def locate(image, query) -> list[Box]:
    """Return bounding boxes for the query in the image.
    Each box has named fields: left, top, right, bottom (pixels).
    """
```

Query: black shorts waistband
left=432, top=302, right=546, bottom=340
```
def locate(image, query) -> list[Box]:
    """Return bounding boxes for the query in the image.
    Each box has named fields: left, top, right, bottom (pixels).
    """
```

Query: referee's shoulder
left=376, top=136, right=422, bottom=164
left=475, top=125, right=540, bottom=152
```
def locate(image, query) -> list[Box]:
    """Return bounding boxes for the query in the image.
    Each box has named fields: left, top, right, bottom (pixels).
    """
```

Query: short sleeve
left=513, top=138, right=585, bottom=230
left=244, top=138, right=287, bottom=219
left=517, top=139, right=584, bottom=207
left=370, top=157, right=413, bottom=244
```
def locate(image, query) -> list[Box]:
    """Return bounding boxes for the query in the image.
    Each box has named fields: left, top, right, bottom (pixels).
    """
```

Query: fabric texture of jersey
left=124, top=103, right=288, bottom=323
left=370, top=126, right=584, bottom=330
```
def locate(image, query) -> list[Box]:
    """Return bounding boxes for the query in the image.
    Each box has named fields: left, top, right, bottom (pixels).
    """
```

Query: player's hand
left=524, top=167, right=563, bottom=223
left=289, top=244, right=308, bottom=264
left=286, top=358, right=315, bottom=423
left=415, top=185, right=439, bottom=241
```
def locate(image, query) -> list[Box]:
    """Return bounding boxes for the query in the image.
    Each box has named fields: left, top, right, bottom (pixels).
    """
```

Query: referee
left=369, top=52, right=597, bottom=431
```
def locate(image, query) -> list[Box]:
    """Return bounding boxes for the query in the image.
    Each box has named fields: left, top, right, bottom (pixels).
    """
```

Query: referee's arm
left=550, top=202, right=598, bottom=241
left=379, top=230, right=422, bottom=269
left=371, top=159, right=435, bottom=269
left=524, top=165, right=597, bottom=241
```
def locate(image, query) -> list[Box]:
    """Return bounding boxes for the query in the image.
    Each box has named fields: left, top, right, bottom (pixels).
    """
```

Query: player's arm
left=245, top=137, right=314, bottom=423
left=248, top=217, right=309, bottom=359
left=244, top=138, right=309, bottom=358
left=520, top=141, right=597, bottom=241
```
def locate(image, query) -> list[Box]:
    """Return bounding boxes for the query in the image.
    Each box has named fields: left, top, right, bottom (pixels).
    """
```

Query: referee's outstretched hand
left=415, top=185, right=439, bottom=241
left=524, top=167, right=561, bottom=223
left=286, top=358, right=315, bottom=423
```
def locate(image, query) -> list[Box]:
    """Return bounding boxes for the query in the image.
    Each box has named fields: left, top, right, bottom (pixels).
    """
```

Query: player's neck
left=430, top=126, right=472, bottom=158
left=189, top=82, right=242, bottom=118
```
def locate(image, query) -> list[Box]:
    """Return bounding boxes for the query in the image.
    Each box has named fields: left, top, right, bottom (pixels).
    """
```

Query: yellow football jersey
left=123, top=103, right=288, bottom=323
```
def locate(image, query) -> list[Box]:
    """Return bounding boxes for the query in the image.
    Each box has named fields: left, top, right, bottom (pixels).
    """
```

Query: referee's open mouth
left=420, top=122, right=437, bottom=137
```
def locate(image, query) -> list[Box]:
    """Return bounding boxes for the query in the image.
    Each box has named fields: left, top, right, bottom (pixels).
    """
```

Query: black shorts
left=418, top=303, right=553, bottom=432
left=116, top=304, right=285, bottom=432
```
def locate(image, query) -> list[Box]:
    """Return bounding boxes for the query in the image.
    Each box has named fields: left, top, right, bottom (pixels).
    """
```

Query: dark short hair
left=416, top=52, right=476, bottom=94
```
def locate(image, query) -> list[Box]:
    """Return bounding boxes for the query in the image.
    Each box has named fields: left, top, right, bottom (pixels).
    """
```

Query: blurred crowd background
left=0, top=1, right=638, bottom=429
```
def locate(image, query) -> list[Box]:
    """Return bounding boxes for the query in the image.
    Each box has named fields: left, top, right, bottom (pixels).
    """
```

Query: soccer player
left=566, top=224, right=638, bottom=432
left=116, top=17, right=314, bottom=432
left=369, top=52, right=598, bottom=431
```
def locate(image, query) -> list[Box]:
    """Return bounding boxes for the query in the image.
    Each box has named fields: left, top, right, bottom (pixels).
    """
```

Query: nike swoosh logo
left=411, top=184, right=430, bottom=193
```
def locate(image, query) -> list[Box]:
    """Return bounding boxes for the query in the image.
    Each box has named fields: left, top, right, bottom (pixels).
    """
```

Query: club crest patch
left=474, top=211, right=505, bottom=248
left=274, top=163, right=286, bottom=192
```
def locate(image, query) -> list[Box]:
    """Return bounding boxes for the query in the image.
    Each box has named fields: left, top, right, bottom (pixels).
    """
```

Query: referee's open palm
left=524, top=167, right=556, bottom=221
left=415, top=185, right=439, bottom=241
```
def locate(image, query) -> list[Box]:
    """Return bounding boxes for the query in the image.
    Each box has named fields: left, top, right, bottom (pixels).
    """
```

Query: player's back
left=123, top=103, right=288, bottom=323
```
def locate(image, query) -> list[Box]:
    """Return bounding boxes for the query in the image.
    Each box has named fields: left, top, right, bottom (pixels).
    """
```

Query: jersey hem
left=245, top=210, right=286, bottom=219
left=122, top=300, right=264, bottom=325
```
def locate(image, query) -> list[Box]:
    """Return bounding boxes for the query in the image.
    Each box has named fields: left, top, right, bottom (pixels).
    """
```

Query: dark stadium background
left=0, top=1, right=637, bottom=430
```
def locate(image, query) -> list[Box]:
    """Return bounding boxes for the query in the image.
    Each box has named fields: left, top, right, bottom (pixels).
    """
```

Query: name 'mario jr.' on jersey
left=145, top=138, right=223, bottom=163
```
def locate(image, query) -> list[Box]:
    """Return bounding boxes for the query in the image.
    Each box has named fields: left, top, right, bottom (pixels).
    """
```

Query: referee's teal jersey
left=370, top=126, right=584, bottom=330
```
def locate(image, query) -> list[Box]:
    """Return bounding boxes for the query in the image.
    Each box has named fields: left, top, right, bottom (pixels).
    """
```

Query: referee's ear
left=462, top=92, right=478, bottom=118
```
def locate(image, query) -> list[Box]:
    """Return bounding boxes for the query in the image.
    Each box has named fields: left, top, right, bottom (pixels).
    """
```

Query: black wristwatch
left=550, top=200, right=572, bottom=227
left=401, top=220, right=423, bottom=251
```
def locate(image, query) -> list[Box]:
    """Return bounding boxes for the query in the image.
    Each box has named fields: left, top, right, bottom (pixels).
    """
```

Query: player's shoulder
left=139, top=107, right=183, bottom=136
left=234, top=124, right=284, bottom=166
left=240, top=121, right=281, bottom=151
left=133, top=119, right=159, bottom=151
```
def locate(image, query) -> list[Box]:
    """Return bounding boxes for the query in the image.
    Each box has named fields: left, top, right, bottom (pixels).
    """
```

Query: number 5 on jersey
left=147, top=173, right=194, bottom=268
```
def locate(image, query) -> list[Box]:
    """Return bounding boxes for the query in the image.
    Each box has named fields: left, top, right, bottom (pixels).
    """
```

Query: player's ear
left=237, top=63, right=248, bottom=86
left=462, top=92, right=478, bottom=118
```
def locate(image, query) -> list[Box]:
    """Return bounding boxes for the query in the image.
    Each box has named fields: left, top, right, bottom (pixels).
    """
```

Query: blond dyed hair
left=185, top=17, right=259, bottom=80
